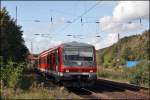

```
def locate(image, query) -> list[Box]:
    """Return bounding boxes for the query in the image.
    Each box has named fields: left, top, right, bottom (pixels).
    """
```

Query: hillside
left=96, top=30, right=149, bottom=68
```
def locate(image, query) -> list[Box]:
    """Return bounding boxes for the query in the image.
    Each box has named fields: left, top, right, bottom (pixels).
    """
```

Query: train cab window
left=79, top=48, right=93, bottom=61
left=63, top=47, right=95, bottom=67
left=63, top=48, right=93, bottom=61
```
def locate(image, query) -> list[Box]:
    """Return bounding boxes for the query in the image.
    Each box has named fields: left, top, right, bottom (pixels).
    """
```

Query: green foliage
left=1, top=69, right=80, bottom=99
left=19, top=75, right=35, bottom=90
left=98, top=60, right=149, bottom=87
left=1, top=86, right=79, bottom=99
left=103, top=62, right=110, bottom=68
left=98, top=69, right=127, bottom=81
left=98, top=70, right=110, bottom=78
left=0, top=7, right=28, bottom=63
left=1, top=60, right=25, bottom=88
left=128, top=60, right=149, bottom=86
left=97, top=29, right=150, bottom=68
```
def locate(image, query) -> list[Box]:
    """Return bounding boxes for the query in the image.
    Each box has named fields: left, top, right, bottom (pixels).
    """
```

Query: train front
left=60, top=42, right=97, bottom=87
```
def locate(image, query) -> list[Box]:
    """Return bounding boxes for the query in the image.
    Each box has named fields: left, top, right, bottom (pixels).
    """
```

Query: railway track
left=86, top=78, right=149, bottom=99
left=97, top=78, right=149, bottom=97
left=67, top=85, right=149, bottom=99
left=26, top=69, right=149, bottom=99
left=65, top=78, right=149, bottom=99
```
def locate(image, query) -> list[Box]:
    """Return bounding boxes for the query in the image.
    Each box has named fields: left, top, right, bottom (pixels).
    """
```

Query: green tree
left=97, top=29, right=149, bottom=68
left=0, top=7, right=28, bottom=63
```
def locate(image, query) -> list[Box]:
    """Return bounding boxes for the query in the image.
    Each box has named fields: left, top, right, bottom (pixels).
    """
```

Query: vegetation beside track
left=97, top=60, right=149, bottom=88
left=0, top=8, right=79, bottom=99
left=0, top=6, right=149, bottom=99
left=97, top=30, right=149, bottom=87
left=0, top=66, right=80, bottom=99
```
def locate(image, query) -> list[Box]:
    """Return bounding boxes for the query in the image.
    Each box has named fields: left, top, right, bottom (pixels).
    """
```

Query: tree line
left=97, top=29, right=149, bottom=68
left=0, top=7, right=28, bottom=64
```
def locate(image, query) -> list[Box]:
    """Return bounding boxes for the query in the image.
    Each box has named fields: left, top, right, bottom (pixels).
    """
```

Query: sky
left=1, top=1, right=149, bottom=54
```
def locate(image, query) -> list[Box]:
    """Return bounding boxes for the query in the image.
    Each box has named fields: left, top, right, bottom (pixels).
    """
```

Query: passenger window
left=45, top=57, right=47, bottom=64
left=47, top=54, right=50, bottom=69
left=53, top=53, right=56, bottom=66
left=50, top=54, right=53, bottom=70
left=56, top=50, right=59, bottom=66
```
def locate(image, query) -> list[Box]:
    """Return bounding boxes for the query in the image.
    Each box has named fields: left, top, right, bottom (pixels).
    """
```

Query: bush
left=128, top=60, right=149, bottom=87
left=1, top=60, right=25, bottom=88
left=103, top=62, right=110, bottom=68
left=98, top=71, right=110, bottom=78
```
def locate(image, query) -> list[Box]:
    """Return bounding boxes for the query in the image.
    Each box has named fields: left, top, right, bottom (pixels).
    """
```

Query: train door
left=55, top=50, right=59, bottom=72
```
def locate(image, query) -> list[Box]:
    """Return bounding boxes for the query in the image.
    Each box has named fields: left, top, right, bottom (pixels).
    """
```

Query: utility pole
left=15, top=6, right=18, bottom=24
left=51, top=16, right=53, bottom=24
left=96, top=21, right=100, bottom=34
left=140, top=18, right=142, bottom=25
left=31, top=41, right=33, bottom=54
left=118, top=33, right=120, bottom=42
left=117, top=33, right=120, bottom=67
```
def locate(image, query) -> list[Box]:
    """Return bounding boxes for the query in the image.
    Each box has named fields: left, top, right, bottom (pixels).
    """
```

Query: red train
left=36, top=41, right=97, bottom=87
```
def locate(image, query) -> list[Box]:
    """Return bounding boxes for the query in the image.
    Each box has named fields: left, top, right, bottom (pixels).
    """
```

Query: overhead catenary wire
left=53, top=1, right=102, bottom=34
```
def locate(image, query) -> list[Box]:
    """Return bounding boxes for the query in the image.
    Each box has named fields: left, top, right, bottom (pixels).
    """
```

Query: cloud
left=88, top=33, right=118, bottom=50
left=33, top=40, right=62, bottom=53
left=24, top=35, right=62, bottom=54
left=100, top=16, right=123, bottom=33
left=113, top=1, right=149, bottom=22
left=122, top=23, right=144, bottom=32
left=100, top=1, right=149, bottom=33
left=32, top=39, right=62, bottom=54
left=101, top=33, right=118, bottom=48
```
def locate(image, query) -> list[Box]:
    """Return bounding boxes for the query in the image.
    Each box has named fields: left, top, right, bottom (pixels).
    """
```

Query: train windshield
left=63, top=47, right=95, bottom=67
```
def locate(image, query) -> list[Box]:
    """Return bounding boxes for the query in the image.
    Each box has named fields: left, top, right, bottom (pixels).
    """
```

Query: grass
left=1, top=69, right=80, bottom=99
left=2, top=86, right=79, bottom=99
left=97, top=67, right=149, bottom=88
left=97, top=67, right=129, bottom=83
left=1, top=86, right=79, bottom=99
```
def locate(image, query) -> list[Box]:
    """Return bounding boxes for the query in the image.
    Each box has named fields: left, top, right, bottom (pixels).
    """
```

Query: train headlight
left=60, top=73, right=63, bottom=76
left=90, top=70, right=93, bottom=72
left=66, top=70, right=69, bottom=72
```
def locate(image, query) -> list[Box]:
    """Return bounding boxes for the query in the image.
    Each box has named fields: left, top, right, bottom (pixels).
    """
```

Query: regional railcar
left=37, top=41, right=97, bottom=87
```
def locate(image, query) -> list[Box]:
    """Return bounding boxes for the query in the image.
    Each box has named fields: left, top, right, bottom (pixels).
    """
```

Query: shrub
left=98, top=71, right=110, bottom=78
left=128, top=60, right=149, bottom=87
left=103, top=62, right=110, bottom=68
left=1, top=60, right=25, bottom=88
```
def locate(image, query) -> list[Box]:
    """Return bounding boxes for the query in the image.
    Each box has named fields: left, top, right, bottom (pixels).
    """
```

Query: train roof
left=62, top=41, right=94, bottom=47
left=39, top=41, right=94, bottom=56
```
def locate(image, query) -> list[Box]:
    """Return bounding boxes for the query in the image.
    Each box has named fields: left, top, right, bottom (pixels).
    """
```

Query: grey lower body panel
left=60, top=72, right=97, bottom=80
left=56, top=72, right=97, bottom=87
left=37, top=68, right=97, bottom=87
